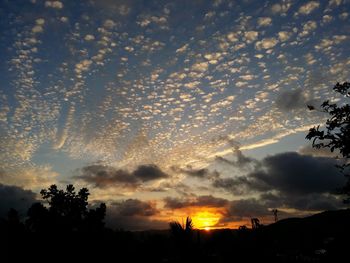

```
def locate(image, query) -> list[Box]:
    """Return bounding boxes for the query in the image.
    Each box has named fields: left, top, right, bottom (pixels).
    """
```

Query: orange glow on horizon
left=191, top=210, right=221, bottom=230
left=153, top=206, right=257, bottom=230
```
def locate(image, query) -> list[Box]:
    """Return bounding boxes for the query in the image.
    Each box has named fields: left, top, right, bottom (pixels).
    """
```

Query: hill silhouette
left=254, top=209, right=350, bottom=262
left=1, top=204, right=350, bottom=262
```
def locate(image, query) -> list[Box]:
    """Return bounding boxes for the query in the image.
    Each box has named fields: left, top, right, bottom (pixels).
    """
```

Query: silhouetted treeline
left=1, top=186, right=350, bottom=262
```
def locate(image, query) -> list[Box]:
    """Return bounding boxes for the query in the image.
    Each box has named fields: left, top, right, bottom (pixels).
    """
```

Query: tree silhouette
left=26, top=184, right=106, bottom=232
left=251, top=218, right=261, bottom=229
left=306, top=82, right=350, bottom=202
left=26, top=202, right=49, bottom=232
left=169, top=217, right=194, bottom=247
left=6, top=208, right=24, bottom=234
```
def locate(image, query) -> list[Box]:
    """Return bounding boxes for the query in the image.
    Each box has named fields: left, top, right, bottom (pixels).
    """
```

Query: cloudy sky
left=0, top=0, right=349, bottom=230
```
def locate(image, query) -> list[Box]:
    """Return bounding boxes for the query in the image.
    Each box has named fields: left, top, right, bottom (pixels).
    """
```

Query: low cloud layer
left=0, top=184, right=37, bottom=218
left=105, top=198, right=167, bottom=230
left=164, top=195, right=229, bottom=209
left=214, top=152, right=345, bottom=195
left=112, top=199, right=158, bottom=217
left=76, top=164, right=168, bottom=189
left=171, top=165, right=217, bottom=179
left=250, top=152, right=345, bottom=195
left=211, top=149, right=346, bottom=221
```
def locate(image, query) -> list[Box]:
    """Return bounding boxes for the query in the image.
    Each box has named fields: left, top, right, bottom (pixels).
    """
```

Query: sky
left=0, top=0, right=349, bottom=230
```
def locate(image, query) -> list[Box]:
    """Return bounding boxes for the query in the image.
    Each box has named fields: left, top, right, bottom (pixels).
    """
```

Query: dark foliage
left=169, top=216, right=194, bottom=246
left=1, top=184, right=350, bottom=262
left=26, top=184, right=106, bottom=232
left=306, top=82, right=350, bottom=202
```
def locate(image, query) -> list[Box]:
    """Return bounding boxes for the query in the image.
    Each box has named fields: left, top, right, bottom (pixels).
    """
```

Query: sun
left=191, top=210, right=220, bottom=230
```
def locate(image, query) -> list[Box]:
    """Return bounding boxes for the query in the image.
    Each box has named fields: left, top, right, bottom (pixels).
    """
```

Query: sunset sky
left=0, top=0, right=349, bottom=230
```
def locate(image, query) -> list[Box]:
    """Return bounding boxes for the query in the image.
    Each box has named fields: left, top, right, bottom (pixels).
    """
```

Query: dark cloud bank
left=2, top=147, right=346, bottom=230
left=169, top=146, right=347, bottom=226
left=76, top=164, right=168, bottom=188
left=0, top=184, right=37, bottom=218
left=0, top=182, right=165, bottom=231
left=212, top=152, right=345, bottom=196
left=105, top=199, right=167, bottom=230
left=214, top=151, right=345, bottom=222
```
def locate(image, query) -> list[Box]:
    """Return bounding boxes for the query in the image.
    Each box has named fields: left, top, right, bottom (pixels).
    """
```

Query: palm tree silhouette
left=169, top=217, right=194, bottom=247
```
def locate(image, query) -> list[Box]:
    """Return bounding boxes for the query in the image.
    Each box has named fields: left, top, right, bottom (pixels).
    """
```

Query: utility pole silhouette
left=272, top=209, right=278, bottom=223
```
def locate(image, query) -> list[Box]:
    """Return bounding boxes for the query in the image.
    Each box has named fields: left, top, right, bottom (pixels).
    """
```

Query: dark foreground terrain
left=1, top=209, right=350, bottom=262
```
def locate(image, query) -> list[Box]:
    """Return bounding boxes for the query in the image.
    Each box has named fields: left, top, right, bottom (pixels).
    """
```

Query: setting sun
left=191, top=211, right=221, bottom=230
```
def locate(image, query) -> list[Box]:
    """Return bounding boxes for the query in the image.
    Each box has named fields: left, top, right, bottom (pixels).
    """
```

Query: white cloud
left=240, top=75, right=255, bottom=81
left=278, top=31, right=292, bottom=42
left=32, top=25, right=43, bottom=33
left=244, top=31, right=259, bottom=43
left=227, top=32, right=239, bottom=42
left=333, top=35, right=347, bottom=44
left=271, top=1, right=292, bottom=15
left=236, top=81, right=248, bottom=88
left=75, top=59, right=92, bottom=74
left=60, top=16, right=68, bottom=22
left=36, top=18, right=45, bottom=25
left=339, top=12, right=348, bottom=20
left=328, top=0, right=342, bottom=6
left=124, top=46, right=134, bottom=52
left=304, top=53, right=317, bottom=65
left=204, top=53, right=222, bottom=64
left=258, top=17, right=272, bottom=27
left=322, top=15, right=333, bottom=24
left=84, top=34, right=95, bottom=41
left=297, top=1, right=320, bottom=15
left=0, top=165, right=58, bottom=190
left=137, top=15, right=168, bottom=29
left=299, top=21, right=317, bottom=37
left=210, top=96, right=235, bottom=112
left=255, top=38, right=278, bottom=50
left=184, top=81, right=200, bottom=89
left=191, top=62, right=209, bottom=72
left=176, top=44, right=189, bottom=53
left=314, top=36, right=347, bottom=51
left=315, top=39, right=333, bottom=51
left=45, top=1, right=63, bottom=9
left=138, top=19, right=151, bottom=27
left=104, top=19, right=116, bottom=29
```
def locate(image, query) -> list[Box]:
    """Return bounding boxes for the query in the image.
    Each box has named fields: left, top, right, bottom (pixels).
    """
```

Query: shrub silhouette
left=307, top=81, right=350, bottom=202
left=26, top=184, right=106, bottom=233
left=169, top=216, right=194, bottom=245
